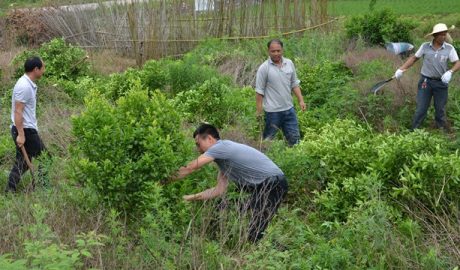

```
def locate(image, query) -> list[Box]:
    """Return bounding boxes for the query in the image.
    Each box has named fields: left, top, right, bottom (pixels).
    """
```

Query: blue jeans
left=412, top=76, right=448, bottom=130
left=263, top=107, right=300, bottom=146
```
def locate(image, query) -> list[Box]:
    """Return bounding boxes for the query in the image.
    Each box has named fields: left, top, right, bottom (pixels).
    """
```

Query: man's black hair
left=193, top=123, right=220, bottom=140
left=24, top=56, right=43, bottom=73
left=267, top=39, right=283, bottom=48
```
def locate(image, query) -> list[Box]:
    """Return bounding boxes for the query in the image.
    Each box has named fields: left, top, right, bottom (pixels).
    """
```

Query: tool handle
left=20, top=146, right=34, bottom=171
left=20, top=146, right=36, bottom=191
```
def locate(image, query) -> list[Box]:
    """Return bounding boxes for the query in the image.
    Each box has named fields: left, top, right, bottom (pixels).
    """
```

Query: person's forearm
left=450, top=61, right=460, bottom=73
left=399, top=56, right=418, bottom=70
left=293, top=86, right=304, bottom=103
left=256, top=93, right=264, bottom=115
left=14, top=110, right=25, bottom=137
left=170, top=155, right=214, bottom=182
left=187, top=187, right=224, bottom=201
left=184, top=172, right=228, bottom=201
left=173, top=163, right=197, bottom=180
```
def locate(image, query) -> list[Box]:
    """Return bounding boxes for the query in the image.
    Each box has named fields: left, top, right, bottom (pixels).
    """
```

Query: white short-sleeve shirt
left=11, top=74, right=38, bottom=130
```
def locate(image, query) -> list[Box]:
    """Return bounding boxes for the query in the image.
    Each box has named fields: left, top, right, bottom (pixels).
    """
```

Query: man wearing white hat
left=394, top=23, right=460, bottom=130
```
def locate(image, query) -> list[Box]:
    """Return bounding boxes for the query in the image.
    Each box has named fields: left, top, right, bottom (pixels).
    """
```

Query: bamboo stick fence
left=37, top=0, right=330, bottom=64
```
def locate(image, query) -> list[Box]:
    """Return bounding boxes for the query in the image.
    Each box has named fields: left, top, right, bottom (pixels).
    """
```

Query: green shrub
left=12, top=38, right=90, bottom=81
left=71, top=88, right=188, bottom=216
left=173, top=77, right=231, bottom=128
left=345, top=9, right=417, bottom=45
left=0, top=203, right=104, bottom=270
left=56, top=76, right=103, bottom=101
left=98, top=59, right=228, bottom=101
left=168, top=60, right=226, bottom=95
left=140, top=59, right=170, bottom=92
left=369, top=130, right=448, bottom=181
left=270, top=119, right=455, bottom=220
left=394, top=151, right=460, bottom=211
left=298, top=60, right=353, bottom=108
left=453, top=40, right=460, bottom=52
left=104, top=68, right=143, bottom=101
left=269, top=119, right=375, bottom=210
left=318, top=129, right=451, bottom=219
left=296, top=60, right=357, bottom=131
left=223, top=86, right=260, bottom=138
left=299, top=119, right=375, bottom=180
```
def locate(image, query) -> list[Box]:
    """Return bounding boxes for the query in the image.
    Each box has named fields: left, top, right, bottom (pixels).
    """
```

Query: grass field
left=0, top=0, right=93, bottom=16
left=329, top=0, right=460, bottom=16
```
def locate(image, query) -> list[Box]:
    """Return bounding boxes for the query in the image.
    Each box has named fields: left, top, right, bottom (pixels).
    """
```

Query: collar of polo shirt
left=429, top=41, right=446, bottom=50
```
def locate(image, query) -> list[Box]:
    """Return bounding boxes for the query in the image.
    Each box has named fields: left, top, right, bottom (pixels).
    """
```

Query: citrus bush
left=297, top=60, right=353, bottom=108
left=345, top=9, right=417, bottom=45
left=173, top=77, right=231, bottom=127
left=296, top=60, right=357, bottom=131
left=71, top=88, right=188, bottom=215
left=270, top=119, right=457, bottom=220
left=104, top=68, right=143, bottom=101
left=167, top=60, right=227, bottom=95
left=13, top=38, right=90, bottom=81
left=89, top=59, right=228, bottom=101
left=56, top=76, right=102, bottom=101
left=140, top=59, right=170, bottom=92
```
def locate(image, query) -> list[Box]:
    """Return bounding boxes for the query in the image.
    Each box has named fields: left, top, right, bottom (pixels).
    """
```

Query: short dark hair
left=193, top=123, right=220, bottom=140
left=267, top=39, right=283, bottom=48
left=24, top=56, right=43, bottom=73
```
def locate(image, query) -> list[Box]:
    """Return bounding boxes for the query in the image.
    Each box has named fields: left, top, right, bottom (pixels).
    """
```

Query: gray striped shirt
left=415, top=42, right=459, bottom=78
left=204, top=140, right=284, bottom=186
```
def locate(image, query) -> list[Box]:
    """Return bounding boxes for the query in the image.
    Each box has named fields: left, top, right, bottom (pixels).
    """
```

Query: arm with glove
left=441, top=61, right=460, bottom=84
left=394, top=55, right=420, bottom=79
left=441, top=45, right=460, bottom=84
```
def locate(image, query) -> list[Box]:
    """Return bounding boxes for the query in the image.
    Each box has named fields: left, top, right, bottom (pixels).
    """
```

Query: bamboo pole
left=40, top=0, right=329, bottom=59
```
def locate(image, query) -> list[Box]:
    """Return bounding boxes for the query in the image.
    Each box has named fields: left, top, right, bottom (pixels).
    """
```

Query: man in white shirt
left=6, top=56, right=46, bottom=192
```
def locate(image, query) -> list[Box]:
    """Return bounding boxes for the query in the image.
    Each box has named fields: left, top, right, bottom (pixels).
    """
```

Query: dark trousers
left=5, top=126, right=46, bottom=192
left=412, top=76, right=448, bottom=129
left=246, top=175, right=288, bottom=243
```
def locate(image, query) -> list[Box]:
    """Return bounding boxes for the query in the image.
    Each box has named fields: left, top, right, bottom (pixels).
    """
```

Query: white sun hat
left=425, top=23, right=455, bottom=37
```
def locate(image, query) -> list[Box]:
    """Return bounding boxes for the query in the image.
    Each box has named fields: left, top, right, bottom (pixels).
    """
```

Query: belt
left=422, top=75, right=441, bottom=81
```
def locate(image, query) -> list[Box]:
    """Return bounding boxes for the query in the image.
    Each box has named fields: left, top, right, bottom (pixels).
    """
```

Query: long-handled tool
left=257, top=115, right=264, bottom=151
left=370, top=76, right=395, bottom=95
left=20, top=146, right=36, bottom=191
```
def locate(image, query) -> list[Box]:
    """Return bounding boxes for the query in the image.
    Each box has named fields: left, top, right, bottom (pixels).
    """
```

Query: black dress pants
left=5, top=126, right=46, bottom=192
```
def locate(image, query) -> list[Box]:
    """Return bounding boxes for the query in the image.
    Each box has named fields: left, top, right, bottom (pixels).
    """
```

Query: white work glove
left=394, top=69, right=404, bottom=80
left=441, top=70, right=453, bottom=84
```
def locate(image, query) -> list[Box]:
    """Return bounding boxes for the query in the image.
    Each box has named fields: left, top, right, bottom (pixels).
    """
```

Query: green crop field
left=329, top=0, right=460, bottom=15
